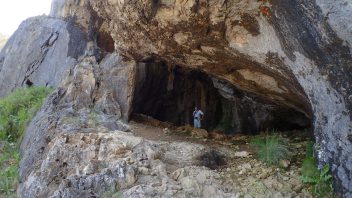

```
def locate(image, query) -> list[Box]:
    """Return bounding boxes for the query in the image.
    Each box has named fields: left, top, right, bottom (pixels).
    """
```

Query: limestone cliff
left=0, top=0, right=351, bottom=197
left=0, top=16, right=88, bottom=96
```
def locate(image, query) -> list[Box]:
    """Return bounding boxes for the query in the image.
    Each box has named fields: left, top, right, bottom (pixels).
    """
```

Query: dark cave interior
left=132, top=59, right=311, bottom=135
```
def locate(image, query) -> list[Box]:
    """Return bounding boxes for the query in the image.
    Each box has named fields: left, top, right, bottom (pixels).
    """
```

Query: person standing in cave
left=193, top=107, right=204, bottom=128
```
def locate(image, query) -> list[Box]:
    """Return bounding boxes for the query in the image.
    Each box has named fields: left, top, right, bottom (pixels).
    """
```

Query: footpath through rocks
left=128, top=115, right=313, bottom=198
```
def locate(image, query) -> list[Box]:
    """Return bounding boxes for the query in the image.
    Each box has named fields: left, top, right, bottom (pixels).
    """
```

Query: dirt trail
left=129, top=120, right=239, bottom=149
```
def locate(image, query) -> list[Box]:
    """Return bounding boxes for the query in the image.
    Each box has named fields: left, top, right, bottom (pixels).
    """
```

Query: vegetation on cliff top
left=0, top=87, right=52, bottom=196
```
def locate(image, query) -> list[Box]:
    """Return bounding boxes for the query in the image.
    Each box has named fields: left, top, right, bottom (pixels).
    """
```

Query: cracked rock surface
left=21, top=131, right=238, bottom=198
left=0, top=16, right=87, bottom=96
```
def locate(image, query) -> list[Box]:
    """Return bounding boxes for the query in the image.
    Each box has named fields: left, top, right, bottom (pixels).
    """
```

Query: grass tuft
left=250, top=134, right=290, bottom=166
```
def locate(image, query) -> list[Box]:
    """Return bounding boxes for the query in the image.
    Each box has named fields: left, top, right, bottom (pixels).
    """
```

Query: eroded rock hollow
left=0, top=0, right=351, bottom=197
left=133, top=58, right=310, bottom=134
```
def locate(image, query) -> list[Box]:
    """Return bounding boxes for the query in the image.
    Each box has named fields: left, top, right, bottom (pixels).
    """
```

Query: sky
left=0, top=0, right=52, bottom=36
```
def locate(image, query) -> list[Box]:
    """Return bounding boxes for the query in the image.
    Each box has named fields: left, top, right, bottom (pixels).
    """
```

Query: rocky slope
left=0, top=0, right=351, bottom=197
left=20, top=128, right=313, bottom=197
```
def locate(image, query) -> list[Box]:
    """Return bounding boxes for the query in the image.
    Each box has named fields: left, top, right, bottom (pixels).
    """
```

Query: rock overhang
left=68, top=0, right=352, bottom=196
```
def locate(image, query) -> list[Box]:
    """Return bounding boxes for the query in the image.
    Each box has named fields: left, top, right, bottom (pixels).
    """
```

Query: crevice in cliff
left=132, top=58, right=312, bottom=135
left=20, top=32, right=59, bottom=87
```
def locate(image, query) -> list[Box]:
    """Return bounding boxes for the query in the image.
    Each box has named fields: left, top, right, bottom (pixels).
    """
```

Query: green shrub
left=300, top=142, right=333, bottom=197
left=301, top=156, right=319, bottom=180
left=301, top=141, right=319, bottom=179
left=250, top=134, right=290, bottom=166
left=0, top=86, right=52, bottom=143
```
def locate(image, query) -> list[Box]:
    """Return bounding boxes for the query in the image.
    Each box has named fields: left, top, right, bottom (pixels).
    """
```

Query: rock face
left=0, top=16, right=87, bottom=96
left=0, top=0, right=350, bottom=197
left=20, top=56, right=134, bottom=185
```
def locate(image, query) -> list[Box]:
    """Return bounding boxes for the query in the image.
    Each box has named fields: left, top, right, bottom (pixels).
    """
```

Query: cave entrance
left=132, top=59, right=311, bottom=135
